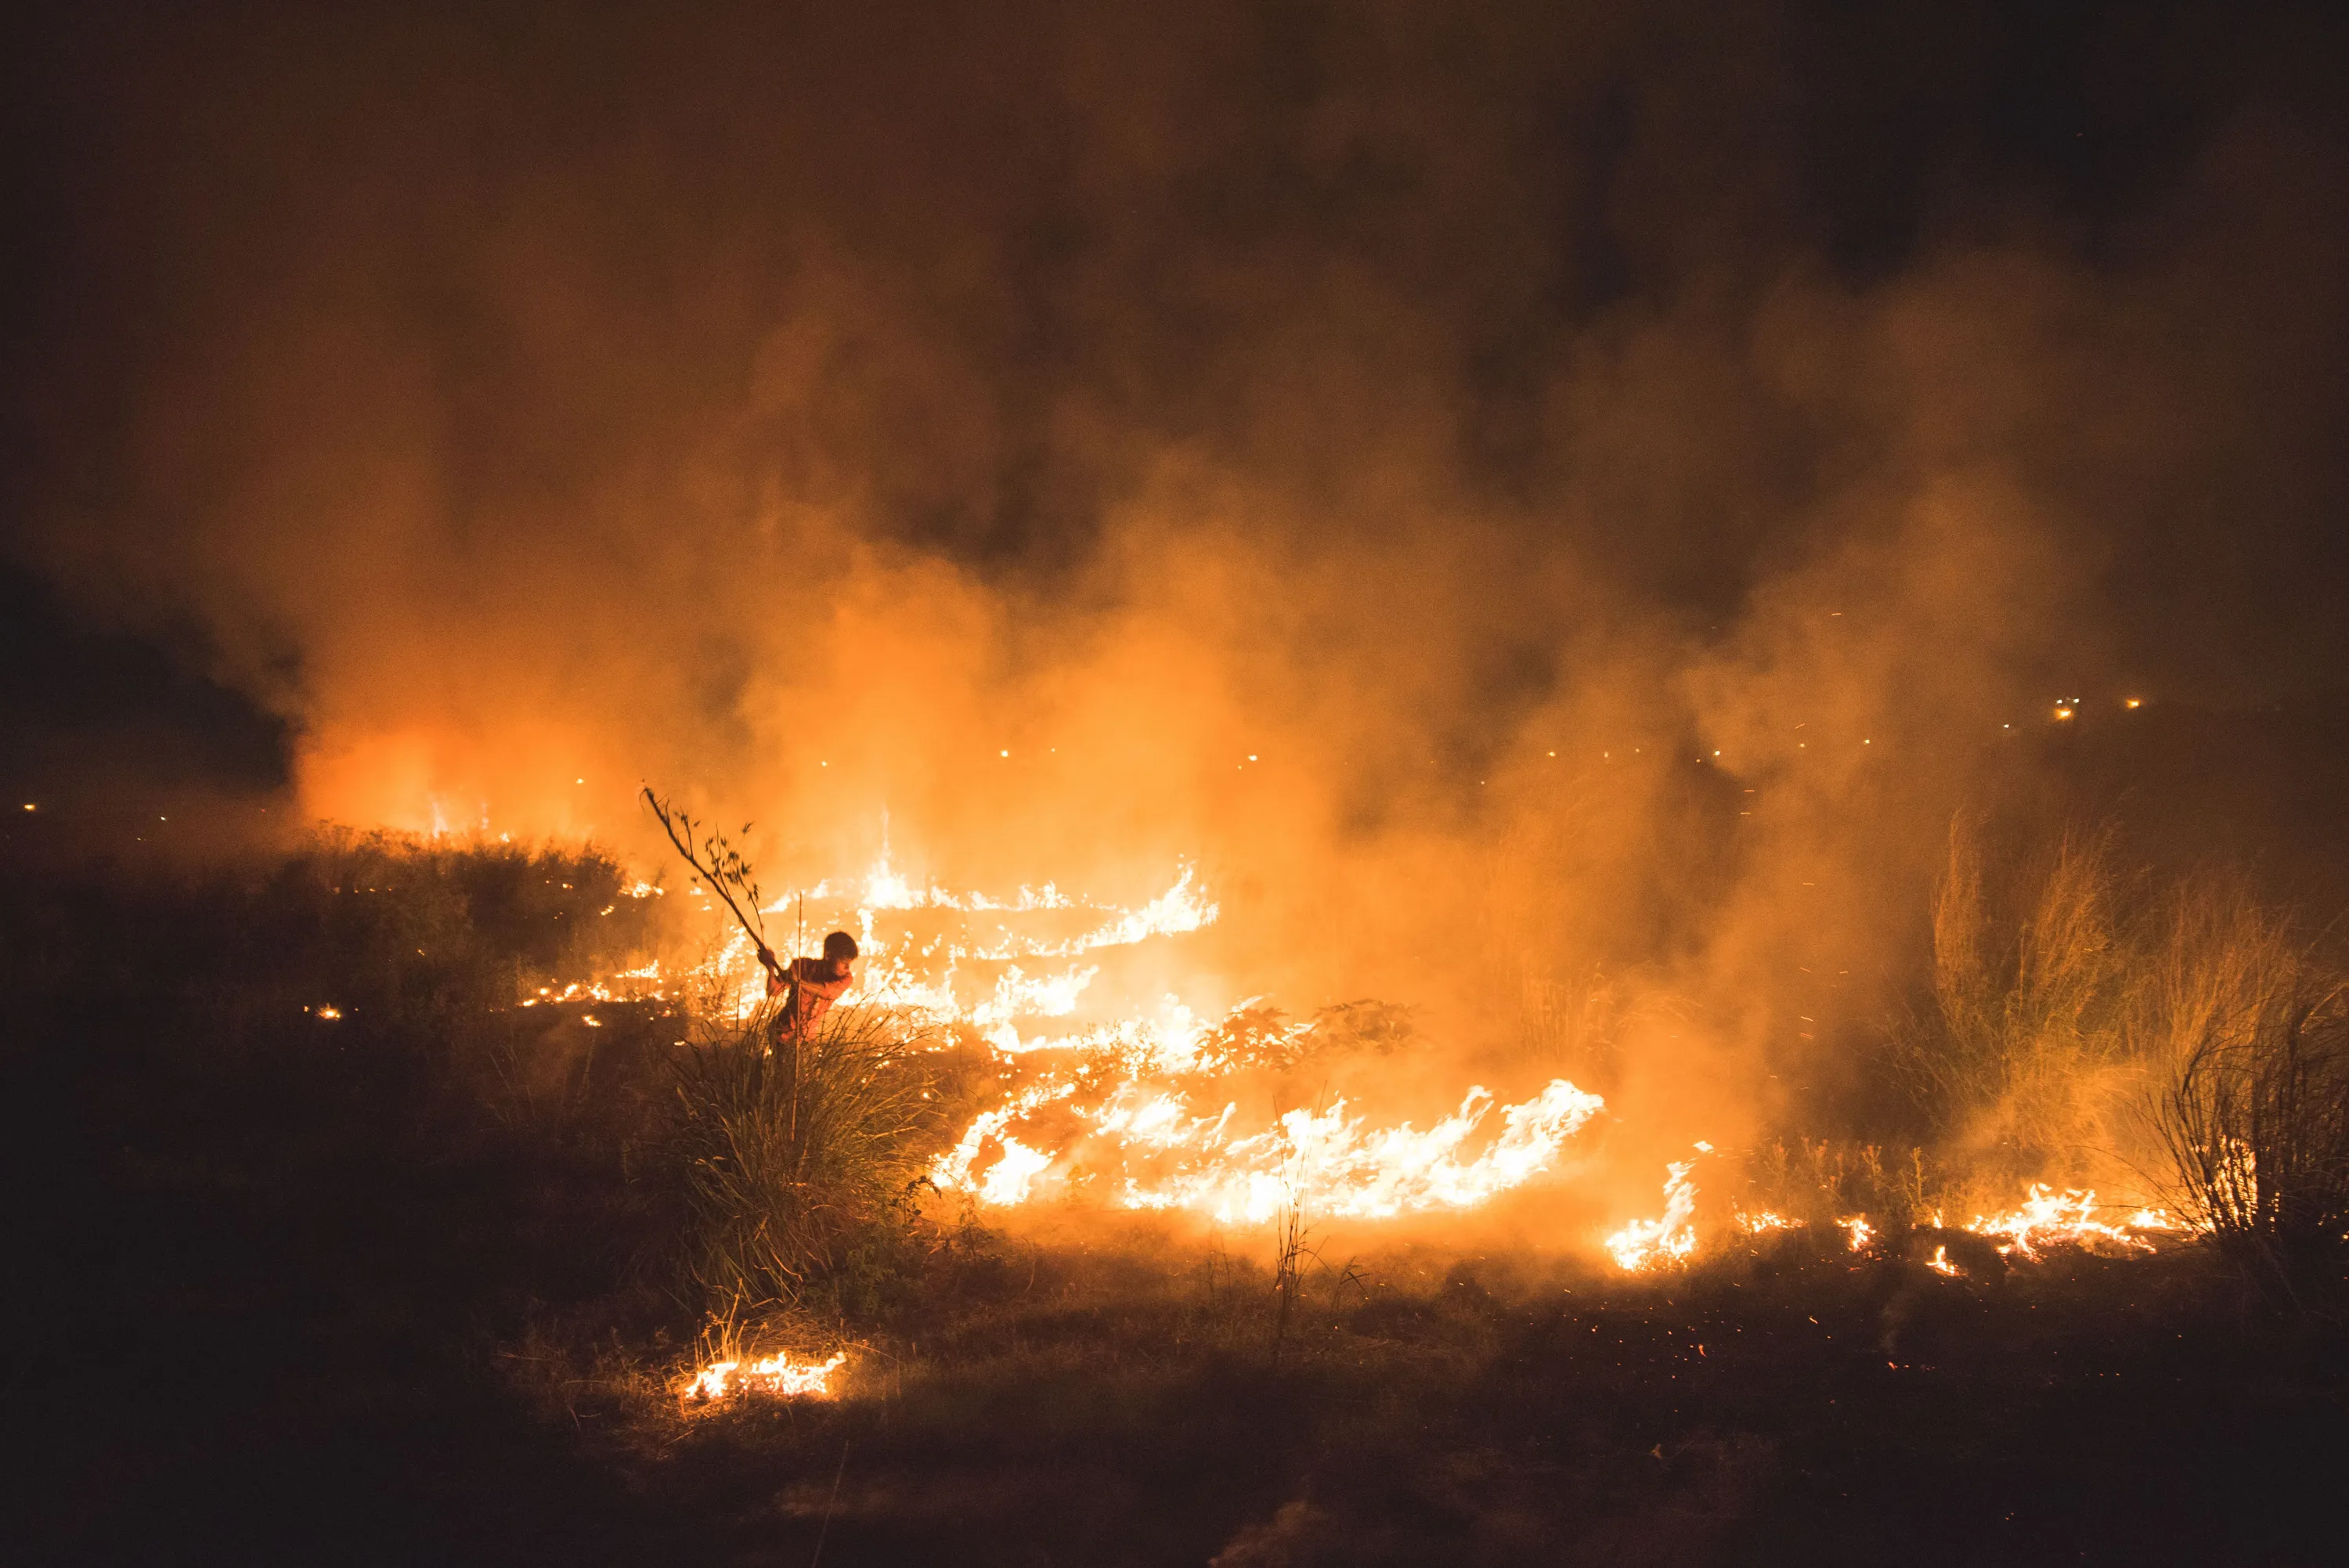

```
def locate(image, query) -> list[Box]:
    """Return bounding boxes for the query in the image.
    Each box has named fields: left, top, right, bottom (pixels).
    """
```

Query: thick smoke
left=8, top=2, right=2347, bottom=1177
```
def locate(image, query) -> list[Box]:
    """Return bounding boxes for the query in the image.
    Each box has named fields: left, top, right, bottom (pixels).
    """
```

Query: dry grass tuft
left=1893, top=818, right=2139, bottom=1190
left=1889, top=816, right=2349, bottom=1304
left=666, top=1000, right=946, bottom=1320
left=2142, top=892, right=2349, bottom=1306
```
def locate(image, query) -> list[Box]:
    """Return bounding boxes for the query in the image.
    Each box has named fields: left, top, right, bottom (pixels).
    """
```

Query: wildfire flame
left=683, top=1350, right=848, bottom=1401
left=1100, top=1080, right=1607, bottom=1224
left=1604, top=1152, right=1703, bottom=1271
left=1605, top=1163, right=2187, bottom=1271
left=924, top=1012, right=1606, bottom=1223
left=1965, top=1185, right=2172, bottom=1259
left=664, top=852, right=1607, bottom=1227
left=583, top=842, right=2218, bottom=1274
left=587, top=847, right=2218, bottom=1269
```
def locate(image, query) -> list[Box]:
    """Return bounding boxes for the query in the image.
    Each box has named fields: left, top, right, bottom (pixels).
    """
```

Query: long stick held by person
left=761, top=930, right=858, bottom=1040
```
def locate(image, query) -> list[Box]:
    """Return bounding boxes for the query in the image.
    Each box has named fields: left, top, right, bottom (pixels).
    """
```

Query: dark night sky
left=2, top=0, right=2346, bottom=842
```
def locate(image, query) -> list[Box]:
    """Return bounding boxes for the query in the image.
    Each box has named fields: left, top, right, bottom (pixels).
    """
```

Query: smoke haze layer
left=5, top=2, right=2347, bottom=1161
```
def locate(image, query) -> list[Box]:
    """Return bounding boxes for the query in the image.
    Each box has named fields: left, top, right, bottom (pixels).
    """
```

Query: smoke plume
left=7, top=1, right=2347, bottom=1169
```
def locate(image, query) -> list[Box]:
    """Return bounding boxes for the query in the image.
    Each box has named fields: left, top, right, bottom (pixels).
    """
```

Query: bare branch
left=643, top=786, right=781, bottom=984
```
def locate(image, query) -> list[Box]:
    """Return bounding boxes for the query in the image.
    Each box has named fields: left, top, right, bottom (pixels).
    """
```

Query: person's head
left=822, top=930, right=859, bottom=971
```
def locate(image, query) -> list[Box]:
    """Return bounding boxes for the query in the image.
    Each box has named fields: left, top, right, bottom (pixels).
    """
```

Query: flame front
left=581, top=850, right=2208, bottom=1267
left=1604, top=1159, right=2192, bottom=1272
left=1966, top=1185, right=2174, bottom=1258
left=666, top=852, right=1607, bottom=1227
left=1099, top=1080, right=1607, bottom=1225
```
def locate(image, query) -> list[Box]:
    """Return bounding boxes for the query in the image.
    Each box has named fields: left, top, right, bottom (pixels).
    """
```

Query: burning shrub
left=666, top=1001, right=947, bottom=1320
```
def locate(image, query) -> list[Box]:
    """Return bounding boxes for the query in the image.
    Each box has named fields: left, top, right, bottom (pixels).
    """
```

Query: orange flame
left=683, top=1350, right=848, bottom=1401
left=1604, top=1166, right=2187, bottom=1273
left=677, top=853, right=1607, bottom=1225
left=1605, top=1146, right=1708, bottom=1270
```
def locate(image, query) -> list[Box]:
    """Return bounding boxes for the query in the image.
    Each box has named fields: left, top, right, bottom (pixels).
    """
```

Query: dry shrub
left=667, top=1000, right=945, bottom=1318
left=2143, top=891, right=2349, bottom=1305
left=1892, top=816, right=2349, bottom=1302
left=1891, top=819, right=2139, bottom=1189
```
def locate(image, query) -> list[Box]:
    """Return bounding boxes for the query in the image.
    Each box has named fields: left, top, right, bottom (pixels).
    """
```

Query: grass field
left=8, top=840, right=2347, bottom=1566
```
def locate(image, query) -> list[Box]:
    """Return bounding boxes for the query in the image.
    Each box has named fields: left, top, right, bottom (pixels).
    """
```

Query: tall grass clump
left=1890, top=818, right=2139, bottom=1192
left=669, top=1000, right=945, bottom=1321
left=2141, top=890, right=2349, bottom=1306
left=1889, top=813, right=2349, bottom=1297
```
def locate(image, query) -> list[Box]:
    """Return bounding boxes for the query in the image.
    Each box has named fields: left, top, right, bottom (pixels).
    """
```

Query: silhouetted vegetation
left=666, top=1002, right=949, bottom=1322
left=9, top=828, right=2349, bottom=1564
left=1875, top=817, right=2349, bottom=1260
left=2147, top=896, right=2349, bottom=1311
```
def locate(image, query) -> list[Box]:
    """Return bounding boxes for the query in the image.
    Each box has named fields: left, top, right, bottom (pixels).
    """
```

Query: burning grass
left=15, top=824, right=2349, bottom=1563
left=682, top=1347, right=850, bottom=1402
